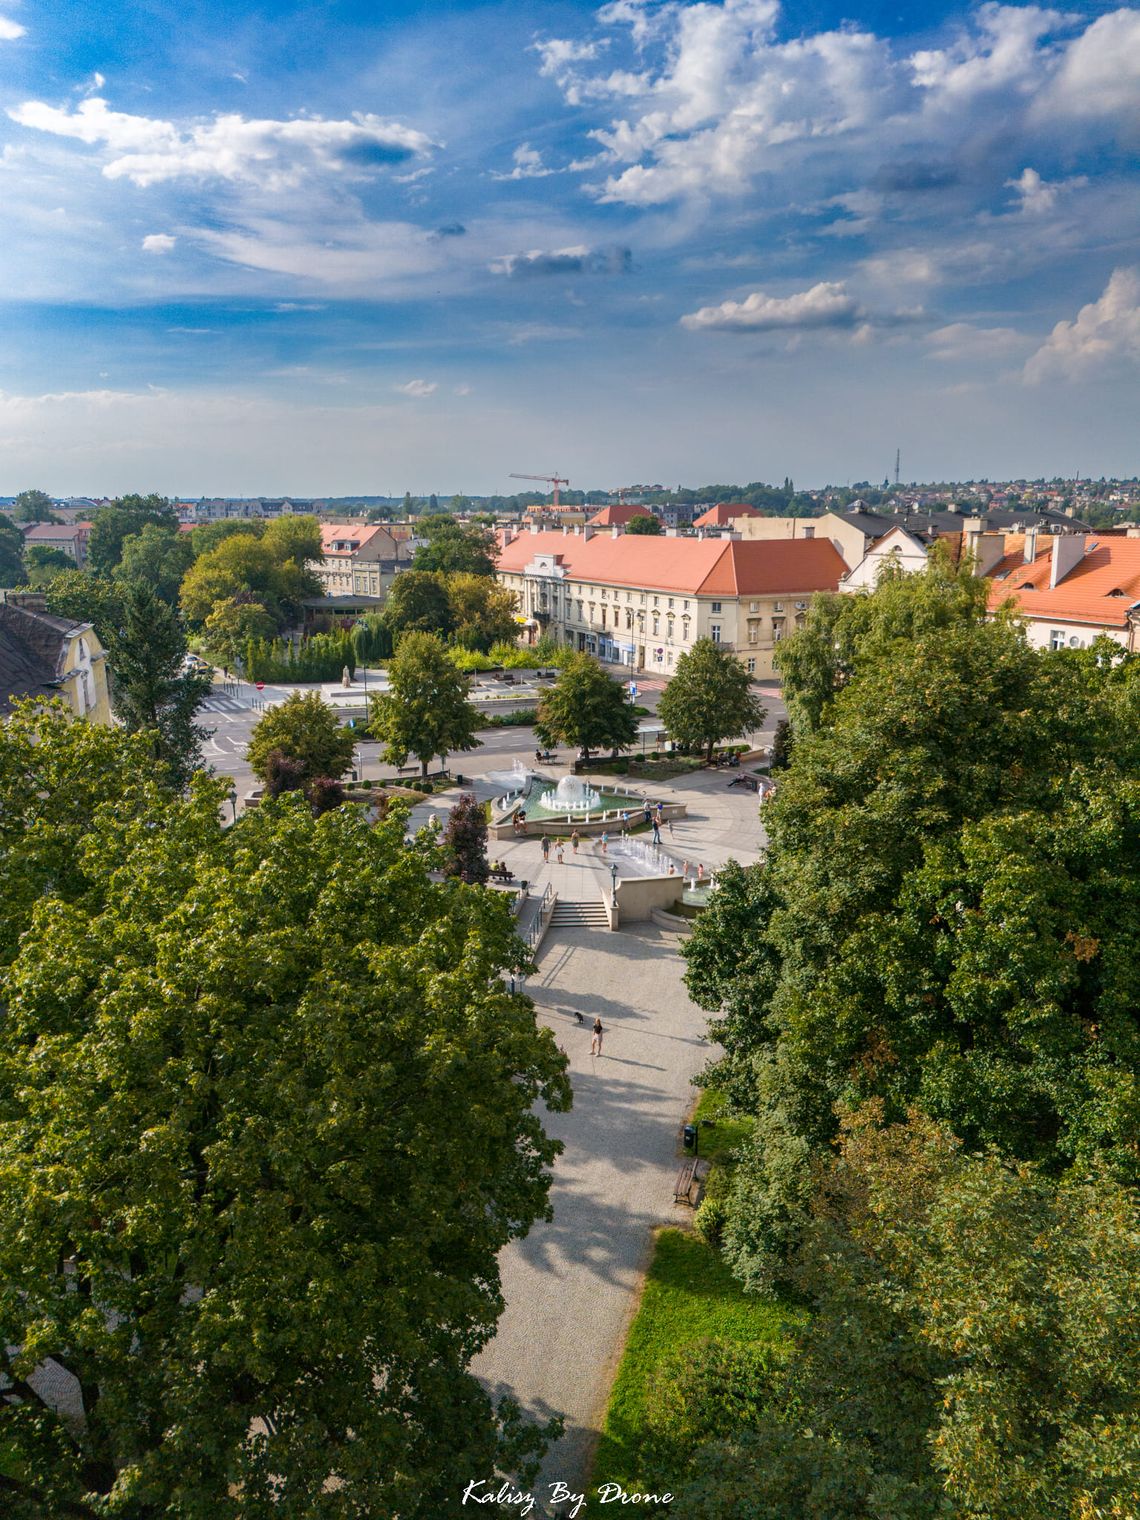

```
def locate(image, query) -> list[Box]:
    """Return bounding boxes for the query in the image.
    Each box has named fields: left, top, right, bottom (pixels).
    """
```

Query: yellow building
left=0, top=595, right=112, bottom=723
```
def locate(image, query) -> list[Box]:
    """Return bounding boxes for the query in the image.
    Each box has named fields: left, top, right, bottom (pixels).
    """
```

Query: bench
left=673, top=1159, right=697, bottom=1204
left=728, top=773, right=759, bottom=791
left=489, top=867, right=516, bottom=883
left=397, top=765, right=420, bottom=776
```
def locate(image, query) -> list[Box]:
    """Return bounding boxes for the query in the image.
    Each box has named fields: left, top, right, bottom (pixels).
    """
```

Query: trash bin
left=682, top=1123, right=698, bottom=1153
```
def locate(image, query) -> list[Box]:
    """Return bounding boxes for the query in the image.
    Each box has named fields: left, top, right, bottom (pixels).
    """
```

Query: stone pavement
left=470, top=922, right=712, bottom=1500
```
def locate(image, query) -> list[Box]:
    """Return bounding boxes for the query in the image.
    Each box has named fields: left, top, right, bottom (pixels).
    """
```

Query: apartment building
left=21, top=520, right=93, bottom=568
left=496, top=525, right=845, bottom=678
left=985, top=530, right=1140, bottom=652
left=310, top=523, right=410, bottom=598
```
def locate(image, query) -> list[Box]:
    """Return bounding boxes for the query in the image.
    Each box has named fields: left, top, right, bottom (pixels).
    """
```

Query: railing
left=524, top=882, right=554, bottom=950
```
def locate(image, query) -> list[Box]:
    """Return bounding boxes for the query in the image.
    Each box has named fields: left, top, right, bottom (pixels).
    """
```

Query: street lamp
left=228, top=788, right=237, bottom=824
left=610, top=861, right=618, bottom=900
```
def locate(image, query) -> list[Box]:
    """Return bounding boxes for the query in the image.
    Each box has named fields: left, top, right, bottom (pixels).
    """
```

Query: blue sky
left=0, top=0, right=1137, bottom=494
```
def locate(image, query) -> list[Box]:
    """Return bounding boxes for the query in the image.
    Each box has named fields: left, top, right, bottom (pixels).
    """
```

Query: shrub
left=483, top=708, right=538, bottom=728
left=263, top=748, right=306, bottom=798
left=243, top=629, right=357, bottom=683
left=694, top=1163, right=735, bottom=1247
left=643, top=1337, right=780, bottom=1457
left=442, top=792, right=490, bottom=884
left=308, top=776, right=346, bottom=816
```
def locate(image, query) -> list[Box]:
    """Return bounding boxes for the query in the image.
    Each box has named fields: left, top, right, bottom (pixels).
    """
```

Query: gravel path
left=471, top=923, right=711, bottom=1501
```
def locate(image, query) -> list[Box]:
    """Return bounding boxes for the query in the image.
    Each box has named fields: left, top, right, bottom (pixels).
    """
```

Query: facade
left=692, top=501, right=761, bottom=529
left=310, top=523, right=409, bottom=597
left=986, top=532, right=1140, bottom=652
left=0, top=595, right=112, bottom=722
left=21, top=520, right=93, bottom=567
left=496, top=525, right=845, bottom=678
left=734, top=509, right=878, bottom=569
left=839, top=525, right=931, bottom=591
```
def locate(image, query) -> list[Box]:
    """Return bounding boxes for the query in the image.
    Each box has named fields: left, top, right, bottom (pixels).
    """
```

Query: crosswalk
left=199, top=693, right=249, bottom=714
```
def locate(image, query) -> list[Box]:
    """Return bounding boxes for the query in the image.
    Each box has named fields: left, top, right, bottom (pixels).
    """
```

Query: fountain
left=539, top=774, right=602, bottom=814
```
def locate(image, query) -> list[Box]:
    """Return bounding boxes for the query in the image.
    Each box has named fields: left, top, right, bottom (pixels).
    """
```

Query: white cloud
left=191, top=215, right=444, bottom=291
left=454, top=383, right=472, bottom=396
left=1043, top=9, right=1140, bottom=127
left=909, top=5, right=1066, bottom=104
left=489, top=244, right=631, bottom=278
left=1024, top=267, right=1140, bottom=383
left=490, top=143, right=556, bottom=181
left=925, top=323, right=1027, bottom=362
left=681, top=280, right=861, bottom=332
left=141, top=232, right=176, bottom=254
left=7, top=97, right=435, bottom=188
left=0, top=16, right=26, bottom=41
left=395, top=378, right=437, bottom=398
left=1005, top=166, right=1086, bottom=214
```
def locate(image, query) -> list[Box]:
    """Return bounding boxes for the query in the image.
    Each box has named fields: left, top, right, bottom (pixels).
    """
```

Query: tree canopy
left=0, top=707, right=570, bottom=1517
left=116, top=522, right=195, bottom=604
left=13, top=488, right=55, bottom=524
left=0, top=515, right=25, bottom=587
left=369, top=632, right=481, bottom=778
left=623, top=513, right=662, bottom=535
left=180, top=518, right=321, bottom=630
left=246, top=692, right=356, bottom=790
left=411, top=515, right=497, bottom=576
left=381, top=570, right=455, bottom=642
left=87, top=496, right=178, bottom=575
left=534, top=653, right=639, bottom=762
left=658, top=639, right=767, bottom=762
left=446, top=572, right=519, bottom=651
left=45, top=573, right=210, bottom=787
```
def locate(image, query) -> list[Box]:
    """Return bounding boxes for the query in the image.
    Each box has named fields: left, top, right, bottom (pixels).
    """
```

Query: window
left=748, top=626, right=758, bottom=644
left=773, top=627, right=783, bottom=643
left=668, top=597, right=674, bottom=608
left=711, top=623, right=721, bottom=643
left=802, top=526, right=815, bottom=539
left=773, top=601, right=784, bottom=613
left=683, top=599, right=689, bottom=610
left=746, top=657, right=756, bottom=673
left=711, top=600, right=722, bottom=613
left=794, top=601, right=807, bottom=611
left=652, top=616, right=660, bottom=636
left=749, top=601, right=759, bottom=613
left=1050, top=629, right=1065, bottom=650
left=652, top=595, right=659, bottom=607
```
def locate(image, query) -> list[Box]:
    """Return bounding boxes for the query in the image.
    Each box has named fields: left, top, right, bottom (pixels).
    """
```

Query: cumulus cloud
left=490, top=243, right=631, bottom=278
left=1004, top=165, right=1088, bottom=215
left=0, top=15, right=26, bottom=41
left=1024, top=266, right=1140, bottom=382
left=7, top=96, right=434, bottom=188
left=1042, top=8, right=1140, bottom=127
left=395, top=378, right=437, bottom=398
left=141, top=232, right=176, bottom=254
left=681, top=281, right=862, bottom=332
left=925, top=322, right=1027, bottom=361
left=490, top=143, right=556, bottom=181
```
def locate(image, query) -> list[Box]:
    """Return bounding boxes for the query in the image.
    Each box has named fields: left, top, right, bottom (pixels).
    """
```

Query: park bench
left=397, top=765, right=420, bottom=776
left=534, top=749, right=557, bottom=763
left=489, top=866, right=516, bottom=883
left=673, top=1159, right=697, bottom=1205
left=728, top=773, right=759, bottom=791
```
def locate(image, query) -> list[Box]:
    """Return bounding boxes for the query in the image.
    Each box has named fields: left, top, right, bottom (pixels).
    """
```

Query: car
left=182, top=654, right=214, bottom=676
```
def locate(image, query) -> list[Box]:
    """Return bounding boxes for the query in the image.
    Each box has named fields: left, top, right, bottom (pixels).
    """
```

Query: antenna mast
left=894, top=448, right=901, bottom=488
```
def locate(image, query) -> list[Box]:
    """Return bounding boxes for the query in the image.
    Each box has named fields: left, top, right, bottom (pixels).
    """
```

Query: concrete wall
left=613, top=874, right=685, bottom=924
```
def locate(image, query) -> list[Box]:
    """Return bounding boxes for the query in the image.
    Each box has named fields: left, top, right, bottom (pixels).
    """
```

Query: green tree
left=189, top=519, right=263, bottom=559
left=0, top=709, right=570, bottom=1517
left=684, top=572, right=1140, bottom=1283
left=87, top=495, right=177, bottom=575
left=381, top=570, right=455, bottom=642
left=677, top=1110, right=1140, bottom=1520
left=13, top=487, right=55, bottom=523
left=200, top=596, right=277, bottom=670
left=412, top=516, right=496, bottom=576
left=446, top=572, right=519, bottom=651
left=45, top=574, right=210, bottom=787
left=369, top=632, right=481, bottom=778
left=0, top=515, right=25, bottom=586
left=658, top=638, right=767, bottom=763
left=534, top=653, right=638, bottom=763
left=116, top=522, right=195, bottom=603
left=623, top=513, right=662, bottom=535
left=246, top=692, right=355, bottom=790
left=21, top=545, right=73, bottom=586
left=180, top=525, right=319, bottom=630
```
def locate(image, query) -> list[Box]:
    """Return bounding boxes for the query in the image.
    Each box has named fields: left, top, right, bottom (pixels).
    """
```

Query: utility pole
left=894, top=448, right=901, bottom=488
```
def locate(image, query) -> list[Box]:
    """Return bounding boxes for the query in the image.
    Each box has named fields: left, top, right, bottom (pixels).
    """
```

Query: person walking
left=541, top=835, right=550, bottom=864
left=571, top=829, right=580, bottom=855
left=642, top=801, right=652, bottom=827
left=591, top=1017, right=604, bottom=1057
left=556, top=840, right=565, bottom=865
left=600, top=830, right=608, bottom=855
left=651, top=820, right=661, bottom=845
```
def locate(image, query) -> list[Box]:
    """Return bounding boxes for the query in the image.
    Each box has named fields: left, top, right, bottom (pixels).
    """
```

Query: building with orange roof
left=309, top=522, right=411, bottom=599
left=985, top=528, right=1140, bottom=652
left=495, top=523, right=845, bottom=676
left=587, top=502, right=655, bottom=529
left=692, top=501, right=762, bottom=529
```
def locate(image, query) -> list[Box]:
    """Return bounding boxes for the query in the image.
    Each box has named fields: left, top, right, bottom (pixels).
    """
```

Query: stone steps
left=548, top=899, right=611, bottom=929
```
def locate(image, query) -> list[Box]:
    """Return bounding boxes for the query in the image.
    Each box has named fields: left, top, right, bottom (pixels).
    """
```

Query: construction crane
left=510, top=472, right=570, bottom=508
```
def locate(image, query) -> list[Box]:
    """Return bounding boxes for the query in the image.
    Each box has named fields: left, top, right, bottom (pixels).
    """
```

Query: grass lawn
left=693, top=1086, right=754, bottom=1164
left=590, top=1228, right=801, bottom=1509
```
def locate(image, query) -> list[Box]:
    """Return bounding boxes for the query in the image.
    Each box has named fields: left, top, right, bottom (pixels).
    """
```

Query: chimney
left=612, top=524, right=621, bottom=539
left=529, top=522, right=539, bottom=534
left=1023, top=526, right=1038, bottom=563
left=582, top=525, right=594, bottom=541
left=966, top=530, right=1007, bottom=577
left=1050, top=532, right=1086, bottom=589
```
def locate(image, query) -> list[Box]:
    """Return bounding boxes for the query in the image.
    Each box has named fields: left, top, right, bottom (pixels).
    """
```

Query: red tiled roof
left=587, top=503, right=654, bottom=527
left=693, top=501, right=762, bottom=527
left=987, top=538, right=1140, bottom=628
left=496, top=529, right=845, bottom=596
left=319, top=523, right=395, bottom=558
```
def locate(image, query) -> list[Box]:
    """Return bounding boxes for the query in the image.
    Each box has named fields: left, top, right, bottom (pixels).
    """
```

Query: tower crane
left=510, top=472, right=570, bottom=508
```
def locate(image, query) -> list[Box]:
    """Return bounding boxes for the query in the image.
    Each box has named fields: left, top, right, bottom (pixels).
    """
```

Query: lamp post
left=228, top=788, right=237, bottom=824
left=610, top=861, right=618, bottom=901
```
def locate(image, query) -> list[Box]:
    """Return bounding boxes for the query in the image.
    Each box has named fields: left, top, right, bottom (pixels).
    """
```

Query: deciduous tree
left=247, top=691, right=355, bottom=790
left=87, top=495, right=178, bottom=575
left=658, top=639, right=767, bottom=763
left=13, top=487, right=55, bottom=524
left=412, top=515, right=496, bottom=576
left=369, top=631, right=480, bottom=778
left=0, top=712, right=570, bottom=1517
left=535, top=653, right=638, bottom=763
left=116, top=522, right=195, bottom=603
left=447, top=572, right=518, bottom=651
left=381, top=570, right=455, bottom=642
left=623, top=513, right=662, bottom=535
left=443, top=791, right=490, bottom=883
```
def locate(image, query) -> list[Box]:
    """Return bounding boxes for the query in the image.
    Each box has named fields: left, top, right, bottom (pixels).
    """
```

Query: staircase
left=548, top=898, right=611, bottom=930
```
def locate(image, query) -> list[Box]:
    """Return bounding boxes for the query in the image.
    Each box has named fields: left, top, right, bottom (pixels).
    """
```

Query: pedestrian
left=600, top=831, right=608, bottom=855
left=667, top=817, right=674, bottom=838
left=682, top=860, right=689, bottom=881
left=621, top=809, right=629, bottom=830
left=542, top=835, right=550, bottom=863
left=591, top=1017, right=604, bottom=1056
left=571, top=829, right=579, bottom=854
left=655, top=800, right=663, bottom=821
left=643, top=801, right=652, bottom=826
left=668, top=862, right=676, bottom=876
left=697, top=862, right=705, bottom=882
left=652, top=821, right=661, bottom=844
left=556, top=840, right=565, bottom=864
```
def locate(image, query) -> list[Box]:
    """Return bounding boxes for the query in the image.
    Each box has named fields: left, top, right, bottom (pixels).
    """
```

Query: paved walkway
left=470, top=923, right=711, bottom=1500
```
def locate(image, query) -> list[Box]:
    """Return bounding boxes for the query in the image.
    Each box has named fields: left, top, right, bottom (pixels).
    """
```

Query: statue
left=342, top=665, right=352, bottom=687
